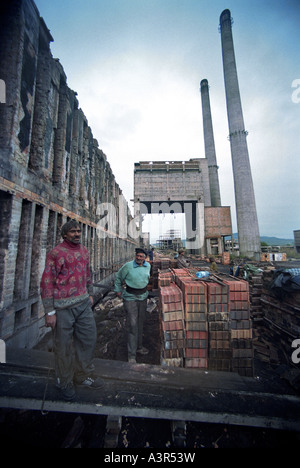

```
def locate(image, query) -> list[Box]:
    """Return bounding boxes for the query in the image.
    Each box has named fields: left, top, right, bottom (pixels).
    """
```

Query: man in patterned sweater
left=40, top=220, right=103, bottom=400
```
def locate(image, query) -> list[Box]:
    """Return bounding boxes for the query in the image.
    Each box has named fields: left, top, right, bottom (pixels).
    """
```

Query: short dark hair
left=61, top=220, right=81, bottom=238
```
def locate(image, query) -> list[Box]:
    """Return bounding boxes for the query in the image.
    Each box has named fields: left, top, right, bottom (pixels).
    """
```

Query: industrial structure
left=134, top=160, right=232, bottom=256
left=219, top=9, right=261, bottom=259
left=200, top=79, right=222, bottom=208
left=157, top=229, right=183, bottom=251
left=294, top=230, right=300, bottom=254
left=134, top=10, right=262, bottom=260
left=0, top=2, right=264, bottom=348
left=1, top=2, right=300, bottom=448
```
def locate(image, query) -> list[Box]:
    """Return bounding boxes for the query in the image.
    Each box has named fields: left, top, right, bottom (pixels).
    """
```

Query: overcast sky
left=34, top=0, right=300, bottom=242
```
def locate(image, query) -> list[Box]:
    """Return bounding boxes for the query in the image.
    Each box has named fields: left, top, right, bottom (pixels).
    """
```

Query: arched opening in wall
left=0, top=191, right=12, bottom=305
left=29, top=204, right=44, bottom=296
left=13, top=199, right=33, bottom=301
left=46, top=210, right=57, bottom=252
left=55, top=213, right=63, bottom=244
left=142, top=213, right=186, bottom=249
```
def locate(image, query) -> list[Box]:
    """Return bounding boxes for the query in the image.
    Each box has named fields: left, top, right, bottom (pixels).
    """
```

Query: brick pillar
left=52, top=74, right=75, bottom=194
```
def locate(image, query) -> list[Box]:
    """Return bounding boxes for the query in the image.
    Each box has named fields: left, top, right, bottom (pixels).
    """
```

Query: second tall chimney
left=200, top=79, right=221, bottom=207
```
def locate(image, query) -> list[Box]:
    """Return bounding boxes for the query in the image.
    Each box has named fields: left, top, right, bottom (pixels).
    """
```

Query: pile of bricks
left=207, top=281, right=231, bottom=372
left=159, top=283, right=185, bottom=367
left=164, top=268, right=210, bottom=369
left=180, top=277, right=208, bottom=369
left=158, top=269, right=254, bottom=376
left=223, top=277, right=254, bottom=376
left=151, top=258, right=177, bottom=289
left=158, top=271, right=173, bottom=288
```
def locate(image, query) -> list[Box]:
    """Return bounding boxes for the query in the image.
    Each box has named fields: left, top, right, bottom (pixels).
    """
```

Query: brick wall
left=0, top=0, right=136, bottom=348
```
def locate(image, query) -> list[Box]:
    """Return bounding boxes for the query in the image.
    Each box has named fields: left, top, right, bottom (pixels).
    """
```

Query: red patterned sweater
left=40, top=239, right=93, bottom=313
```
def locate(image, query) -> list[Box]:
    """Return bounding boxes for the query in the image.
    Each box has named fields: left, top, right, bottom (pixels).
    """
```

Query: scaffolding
left=157, top=230, right=182, bottom=251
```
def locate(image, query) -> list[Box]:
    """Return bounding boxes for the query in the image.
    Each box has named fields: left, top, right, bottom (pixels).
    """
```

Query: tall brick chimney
left=219, top=9, right=260, bottom=259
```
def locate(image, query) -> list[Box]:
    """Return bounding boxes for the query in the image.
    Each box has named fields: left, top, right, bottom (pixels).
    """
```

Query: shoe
left=77, top=376, right=105, bottom=389
left=60, top=383, right=76, bottom=401
left=137, top=346, right=149, bottom=355
left=128, top=357, right=136, bottom=363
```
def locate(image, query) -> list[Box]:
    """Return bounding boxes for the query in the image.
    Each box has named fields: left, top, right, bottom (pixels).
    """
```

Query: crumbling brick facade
left=0, top=0, right=136, bottom=348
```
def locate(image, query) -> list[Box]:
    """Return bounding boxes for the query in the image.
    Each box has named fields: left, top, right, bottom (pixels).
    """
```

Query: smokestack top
left=220, top=9, right=233, bottom=28
left=220, top=9, right=231, bottom=20
left=200, top=79, right=208, bottom=88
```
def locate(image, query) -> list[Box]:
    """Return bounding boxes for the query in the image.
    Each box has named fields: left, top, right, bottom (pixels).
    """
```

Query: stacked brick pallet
left=158, top=270, right=172, bottom=288
left=151, top=258, right=177, bottom=289
left=157, top=268, right=254, bottom=376
left=223, top=277, right=254, bottom=376
left=207, top=281, right=231, bottom=372
left=159, top=284, right=185, bottom=367
left=180, top=277, right=208, bottom=369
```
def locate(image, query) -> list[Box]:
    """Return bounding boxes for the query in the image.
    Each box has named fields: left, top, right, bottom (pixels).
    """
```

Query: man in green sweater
left=114, top=248, right=151, bottom=363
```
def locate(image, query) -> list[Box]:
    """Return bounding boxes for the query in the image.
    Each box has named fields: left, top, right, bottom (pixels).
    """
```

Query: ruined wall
left=0, top=0, right=137, bottom=348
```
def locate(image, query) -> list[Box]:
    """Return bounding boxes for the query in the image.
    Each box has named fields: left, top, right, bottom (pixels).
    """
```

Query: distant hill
left=232, top=233, right=294, bottom=246
left=153, top=235, right=295, bottom=247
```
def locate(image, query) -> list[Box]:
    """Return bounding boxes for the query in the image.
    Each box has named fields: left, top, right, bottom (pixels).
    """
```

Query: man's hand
left=89, top=295, right=94, bottom=306
left=45, top=313, right=56, bottom=329
left=116, top=292, right=122, bottom=298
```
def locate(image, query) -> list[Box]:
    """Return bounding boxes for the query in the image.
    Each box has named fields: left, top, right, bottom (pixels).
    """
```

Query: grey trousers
left=54, top=298, right=97, bottom=387
left=123, top=299, right=147, bottom=359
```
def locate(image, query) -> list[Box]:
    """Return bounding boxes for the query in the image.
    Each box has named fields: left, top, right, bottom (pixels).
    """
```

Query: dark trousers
left=54, top=298, right=97, bottom=387
left=124, top=299, right=147, bottom=359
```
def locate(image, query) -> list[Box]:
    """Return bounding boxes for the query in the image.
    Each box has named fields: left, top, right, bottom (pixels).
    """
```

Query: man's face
left=135, top=252, right=146, bottom=265
left=64, top=227, right=81, bottom=244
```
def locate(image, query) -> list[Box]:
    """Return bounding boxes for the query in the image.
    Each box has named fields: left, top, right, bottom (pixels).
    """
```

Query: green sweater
left=114, top=260, right=151, bottom=301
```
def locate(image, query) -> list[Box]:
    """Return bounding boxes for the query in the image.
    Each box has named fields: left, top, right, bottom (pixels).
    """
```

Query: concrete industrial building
left=0, top=0, right=136, bottom=348
left=134, top=160, right=232, bottom=256
left=294, top=230, right=300, bottom=254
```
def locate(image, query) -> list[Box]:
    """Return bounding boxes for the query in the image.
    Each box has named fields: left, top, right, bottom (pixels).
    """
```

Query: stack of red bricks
left=159, top=284, right=185, bottom=367
left=223, top=277, right=254, bottom=376
left=157, top=269, right=254, bottom=376
left=158, top=270, right=173, bottom=288
left=207, top=282, right=231, bottom=371
left=151, top=258, right=171, bottom=290
left=175, top=271, right=209, bottom=369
